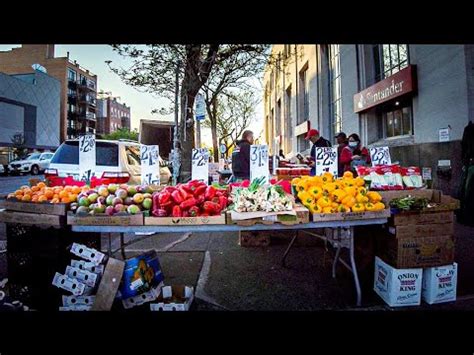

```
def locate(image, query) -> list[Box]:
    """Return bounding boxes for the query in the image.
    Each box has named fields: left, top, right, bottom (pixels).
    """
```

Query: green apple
left=142, top=198, right=152, bottom=210
left=127, top=205, right=140, bottom=215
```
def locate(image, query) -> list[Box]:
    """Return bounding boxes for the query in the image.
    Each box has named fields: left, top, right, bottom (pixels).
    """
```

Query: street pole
left=172, top=60, right=181, bottom=186
left=196, top=119, right=201, bottom=148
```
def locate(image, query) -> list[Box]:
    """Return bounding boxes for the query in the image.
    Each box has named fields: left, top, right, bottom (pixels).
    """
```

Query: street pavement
left=0, top=174, right=44, bottom=196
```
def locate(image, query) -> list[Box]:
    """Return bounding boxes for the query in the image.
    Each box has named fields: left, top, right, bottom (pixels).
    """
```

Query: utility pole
left=172, top=60, right=181, bottom=186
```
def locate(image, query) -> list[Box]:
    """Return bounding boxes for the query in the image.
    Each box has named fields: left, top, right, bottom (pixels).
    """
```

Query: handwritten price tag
left=79, top=134, right=96, bottom=183
left=192, top=148, right=209, bottom=182
left=140, top=145, right=160, bottom=185
left=370, top=146, right=391, bottom=166
left=315, top=147, right=338, bottom=176
left=250, top=145, right=269, bottom=183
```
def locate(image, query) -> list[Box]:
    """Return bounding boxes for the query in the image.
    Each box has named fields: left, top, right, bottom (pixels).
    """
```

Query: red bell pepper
left=215, top=190, right=224, bottom=197
left=158, top=191, right=171, bottom=205
left=189, top=206, right=200, bottom=217
left=179, top=186, right=192, bottom=200
left=193, top=185, right=207, bottom=197
left=204, top=186, right=216, bottom=200
left=160, top=200, right=173, bottom=213
left=241, top=180, right=250, bottom=188
left=179, top=197, right=197, bottom=210
left=200, top=212, right=210, bottom=217
left=152, top=208, right=168, bottom=217
left=163, top=186, right=177, bottom=194
left=152, top=193, right=161, bottom=209
left=195, top=195, right=206, bottom=205
left=218, top=196, right=228, bottom=210
left=188, top=179, right=201, bottom=187
left=211, top=196, right=220, bottom=204
left=202, top=201, right=221, bottom=214
left=182, top=210, right=190, bottom=217
left=172, top=205, right=182, bottom=217
left=181, top=184, right=195, bottom=194
left=171, top=190, right=184, bottom=204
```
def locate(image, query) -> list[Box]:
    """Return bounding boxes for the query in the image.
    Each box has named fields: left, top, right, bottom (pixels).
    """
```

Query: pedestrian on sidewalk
left=304, top=129, right=331, bottom=176
left=340, top=133, right=371, bottom=174
left=230, top=130, right=254, bottom=182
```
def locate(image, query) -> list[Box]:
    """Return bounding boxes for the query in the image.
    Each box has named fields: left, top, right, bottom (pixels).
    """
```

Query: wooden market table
left=71, top=218, right=388, bottom=307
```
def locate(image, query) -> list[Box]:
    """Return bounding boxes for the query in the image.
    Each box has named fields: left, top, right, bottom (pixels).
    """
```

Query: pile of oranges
left=6, top=182, right=82, bottom=204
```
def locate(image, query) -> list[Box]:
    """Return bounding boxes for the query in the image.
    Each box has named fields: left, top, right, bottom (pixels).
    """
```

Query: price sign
left=141, top=145, right=160, bottom=185
left=192, top=148, right=209, bottom=182
left=370, top=146, right=392, bottom=166
left=250, top=144, right=269, bottom=183
left=315, top=147, right=338, bottom=176
left=79, top=134, right=96, bottom=183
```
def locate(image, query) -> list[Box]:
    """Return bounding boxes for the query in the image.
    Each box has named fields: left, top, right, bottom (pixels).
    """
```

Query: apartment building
left=0, top=44, right=98, bottom=141
left=96, top=96, right=131, bottom=135
left=264, top=44, right=474, bottom=196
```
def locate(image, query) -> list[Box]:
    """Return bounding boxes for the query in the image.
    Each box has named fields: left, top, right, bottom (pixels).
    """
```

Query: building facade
left=96, top=96, right=131, bottom=136
left=0, top=71, right=60, bottom=164
left=264, top=44, right=474, bottom=196
left=0, top=44, right=98, bottom=141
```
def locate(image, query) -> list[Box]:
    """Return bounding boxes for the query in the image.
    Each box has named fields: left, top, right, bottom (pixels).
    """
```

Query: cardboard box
left=422, top=263, right=458, bottom=304
left=312, top=208, right=391, bottom=222
left=390, top=211, right=454, bottom=226
left=379, top=234, right=455, bottom=269
left=379, top=189, right=460, bottom=213
left=388, top=223, right=454, bottom=239
left=0, top=198, right=69, bottom=216
left=374, top=256, right=423, bottom=307
left=150, top=285, right=194, bottom=311
left=67, top=212, right=144, bottom=226
left=0, top=210, right=65, bottom=227
left=227, top=204, right=309, bottom=226
left=144, top=214, right=226, bottom=225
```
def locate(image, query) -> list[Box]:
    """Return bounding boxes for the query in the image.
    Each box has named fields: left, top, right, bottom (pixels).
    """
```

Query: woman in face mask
left=338, top=133, right=371, bottom=175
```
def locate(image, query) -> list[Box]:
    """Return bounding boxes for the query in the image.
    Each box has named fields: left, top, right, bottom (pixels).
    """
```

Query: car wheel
left=31, top=165, right=39, bottom=175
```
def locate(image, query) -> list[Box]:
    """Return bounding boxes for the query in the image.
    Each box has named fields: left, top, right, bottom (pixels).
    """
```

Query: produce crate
left=388, top=222, right=454, bottom=239
left=379, top=189, right=460, bottom=213
left=0, top=210, right=65, bottom=227
left=0, top=197, right=69, bottom=216
left=144, top=214, right=226, bottom=225
left=311, top=208, right=391, bottom=222
left=390, top=210, right=454, bottom=226
left=67, top=212, right=144, bottom=226
left=226, top=204, right=309, bottom=226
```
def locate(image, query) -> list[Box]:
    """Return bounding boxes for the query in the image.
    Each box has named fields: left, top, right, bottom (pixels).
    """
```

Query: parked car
left=46, top=139, right=171, bottom=186
left=0, top=164, right=4, bottom=175
left=8, top=152, right=54, bottom=175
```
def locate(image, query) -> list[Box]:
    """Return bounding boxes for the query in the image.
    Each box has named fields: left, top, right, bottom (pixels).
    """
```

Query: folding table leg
left=120, top=233, right=126, bottom=260
left=107, top=232, right=112, bottom=257
left=281, top=232, right=298, bottom=268
left=348, top=227, right=362, bottom=306
left=332, top=245, right=341, bottom=278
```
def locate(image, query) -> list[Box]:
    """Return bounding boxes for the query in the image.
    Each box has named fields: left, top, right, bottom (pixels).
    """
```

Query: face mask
left=349, top=142, right=358, bottom=148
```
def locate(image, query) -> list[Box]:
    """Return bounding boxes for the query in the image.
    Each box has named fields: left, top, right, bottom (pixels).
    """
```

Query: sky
left=0, top=44, right=265, bottom=143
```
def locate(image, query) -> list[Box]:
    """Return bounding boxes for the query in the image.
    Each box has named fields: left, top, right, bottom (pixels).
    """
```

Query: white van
left=46, top=139, right=171, bottom=186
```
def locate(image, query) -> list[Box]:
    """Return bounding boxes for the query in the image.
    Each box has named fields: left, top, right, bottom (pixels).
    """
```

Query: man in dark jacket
left=304, top=129, right=331, bottom=176
left=231, top=130, right=254, bottom=181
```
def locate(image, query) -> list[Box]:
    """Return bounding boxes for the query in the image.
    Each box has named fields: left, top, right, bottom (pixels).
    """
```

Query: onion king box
left=374, top=256, right=423, bottom=307
left=422, top=263, right=458, bottom=304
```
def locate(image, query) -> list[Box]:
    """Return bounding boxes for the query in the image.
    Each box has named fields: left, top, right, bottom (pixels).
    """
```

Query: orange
left=64, top=186, right=73, bottom=193
left=38, top=195, right=49, bottom=203
left=31, top=195, right=39, bottom=203
left=50, top=198, right=60, bottom=204
left=60, top=197, right=71, bottom=204
left=59, top=190, right=68, bottom=199
left=44, top=190, right=54, bottom=199
left=37, top=182, right=46, bottom=189
left=53, top=188, right=62, bottom=195
left=72, top=186, right=81, bottom=195
left=81, top=186, right=90, bottom=193
left=14, top=190, right=23, bottom=196
left=21, top=194, right=32, bottom=202
left=31, top=186, right=40, bottom=192
left=69, top=194, right=78, bottom=202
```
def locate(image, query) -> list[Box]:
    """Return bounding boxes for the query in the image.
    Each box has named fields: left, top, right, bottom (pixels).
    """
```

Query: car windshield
left=27, top=154, right=41, bottom=160
left=50, top=141, right=119, bottom=166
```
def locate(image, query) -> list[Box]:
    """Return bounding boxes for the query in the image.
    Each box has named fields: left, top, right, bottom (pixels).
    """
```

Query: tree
left=106, top=44, right=269, bottom=182
left=102, top=128, right=139, bottom=141
left=10, top=132, right=28, bottom=159
left=202, top=90, right=259, bottom=158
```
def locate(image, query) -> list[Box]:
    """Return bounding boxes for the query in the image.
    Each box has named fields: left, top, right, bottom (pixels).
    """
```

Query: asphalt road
left=0, top=174, right=45, bottom=196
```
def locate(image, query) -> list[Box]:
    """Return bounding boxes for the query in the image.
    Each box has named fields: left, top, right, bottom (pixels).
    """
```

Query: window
left=329, top=44, right=342, bottom=139
left=283, top=44, right=291, bottom=60
left=67, top=68, right=77, bottom=81
left=297, top=135, right=309, bottom=152
left=284, top=86, right=292, bottom=153
left=126, top=146, right=140, bottom=166
left=374, top=44, right=409, bottom=81
left=298, top=64, right=309, bottom=124
left=68, top=104, right=75, bottom=113
left=50, top=141, right=118, bottom=166
left=382, top=105, right=412, bottom=138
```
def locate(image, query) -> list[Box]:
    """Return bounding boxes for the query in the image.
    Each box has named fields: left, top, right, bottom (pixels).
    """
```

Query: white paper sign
left=438, top=128, right=450, bottom=142
left=422, top=167, right=432, bottom=181
left=315, top=147, right=338, bottom=176
left=191, top=148, right=209, bottom=182
left=140, top=145, right=160, bottom=185
left=250, top=145, right=269, bottom=183
left=195, top=93, right=206, bottom=121
left=370, top=146, right=391, bottom=166
left=79, top=134, right=96, bottom=182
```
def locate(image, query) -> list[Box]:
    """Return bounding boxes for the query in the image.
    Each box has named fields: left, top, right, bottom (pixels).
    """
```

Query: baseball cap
left=335, top=132, right=347, bottom=139
left=304, top=129, right=320, bottom=140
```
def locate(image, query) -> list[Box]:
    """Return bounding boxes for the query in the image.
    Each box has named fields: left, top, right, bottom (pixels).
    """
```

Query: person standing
left=335, top=132, right=348, bottom=176
left=230, top=130, right=254, bottom=181
left=304, top=129, right=331, bottom=176
left=340, top=133, right=371, bottom=174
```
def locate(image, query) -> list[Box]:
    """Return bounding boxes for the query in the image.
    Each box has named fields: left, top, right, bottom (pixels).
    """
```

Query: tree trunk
left=210, top=97, right=219, bottom=162
left=179, top=91, right=196, bottom=183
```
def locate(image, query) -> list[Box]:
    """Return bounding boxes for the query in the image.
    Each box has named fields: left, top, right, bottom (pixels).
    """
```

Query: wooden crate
left=0, top=198, right=68, bottom=216
left=0, top=210, right=64, bottom=227
left=67, top=212, right=144, bottom=226
left=379, top=189, right=460, bottom=212
left=226, top=205, right=309, bottom=226
left=311, top=208, right=391, bottom=222
left=144, top=214, right=226, bottom=226
left=390, top=211, right=454, bottom=226
left=388, top=222, right=454, bottom=239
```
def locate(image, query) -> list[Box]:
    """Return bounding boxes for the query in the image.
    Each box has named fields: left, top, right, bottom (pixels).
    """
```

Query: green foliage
left=102, top=128, right=139, bottom=141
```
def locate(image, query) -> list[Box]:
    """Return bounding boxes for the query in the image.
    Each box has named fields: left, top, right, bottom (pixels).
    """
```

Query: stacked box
left=422, top=263, right=458, bottom=304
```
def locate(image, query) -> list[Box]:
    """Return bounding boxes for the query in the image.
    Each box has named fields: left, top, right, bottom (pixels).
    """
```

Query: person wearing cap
left=304, top=129, right=331, bottom=176
left=335, top=132, right=348, bottom=176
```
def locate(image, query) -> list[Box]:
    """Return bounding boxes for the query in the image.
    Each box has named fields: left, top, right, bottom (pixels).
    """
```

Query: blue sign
left=195, top=93, right=206, bottom=121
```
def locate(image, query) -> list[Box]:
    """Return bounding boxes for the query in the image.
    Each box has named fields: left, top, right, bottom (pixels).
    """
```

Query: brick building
left=0, top=44, right=98, bottom=141
left=96, top=96, right=131, bottom=136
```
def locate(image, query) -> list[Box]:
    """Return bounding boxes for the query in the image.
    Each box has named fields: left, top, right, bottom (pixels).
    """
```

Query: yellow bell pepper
left=365, top=202, right=376, bottom=212
left=321, top=172, right=334, bottom=184
left=309, top=186, right=323, bottom=200
left=356, top=193, right=369, bottom=203
left=331, top=202, right=339, bottom=208
left=317, top=196, right=331, bottom=208
left=342, top=195, right=356, bottom=208
left=352, top=203, right=365, bottom=213
left=373, top=202, right=385, bottom=211
left=337, top=204, right=349, bottom=213
left=343, top=171, right=354, bottom=179
left=296, top=180, right=309, bottom=193
left=309, top=203, right=322, bottom=214
left=291, top=177, right=301, bottom=186
left=332, top=189, right=347, bottom=203
left=309, top=176, right=323, bottom=186
left=323, top=182, right=337, bottom=195
left=323, top=206, right=333, bottom=214
left=344, top=186, right=357, bottom=197
left=298, top=191, right=314, bottom=206
left=357, top=187, right=367, bottom=195
left=354, top=177, right=365, bottom=187
left=367, top=191, right=382, bottom=203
